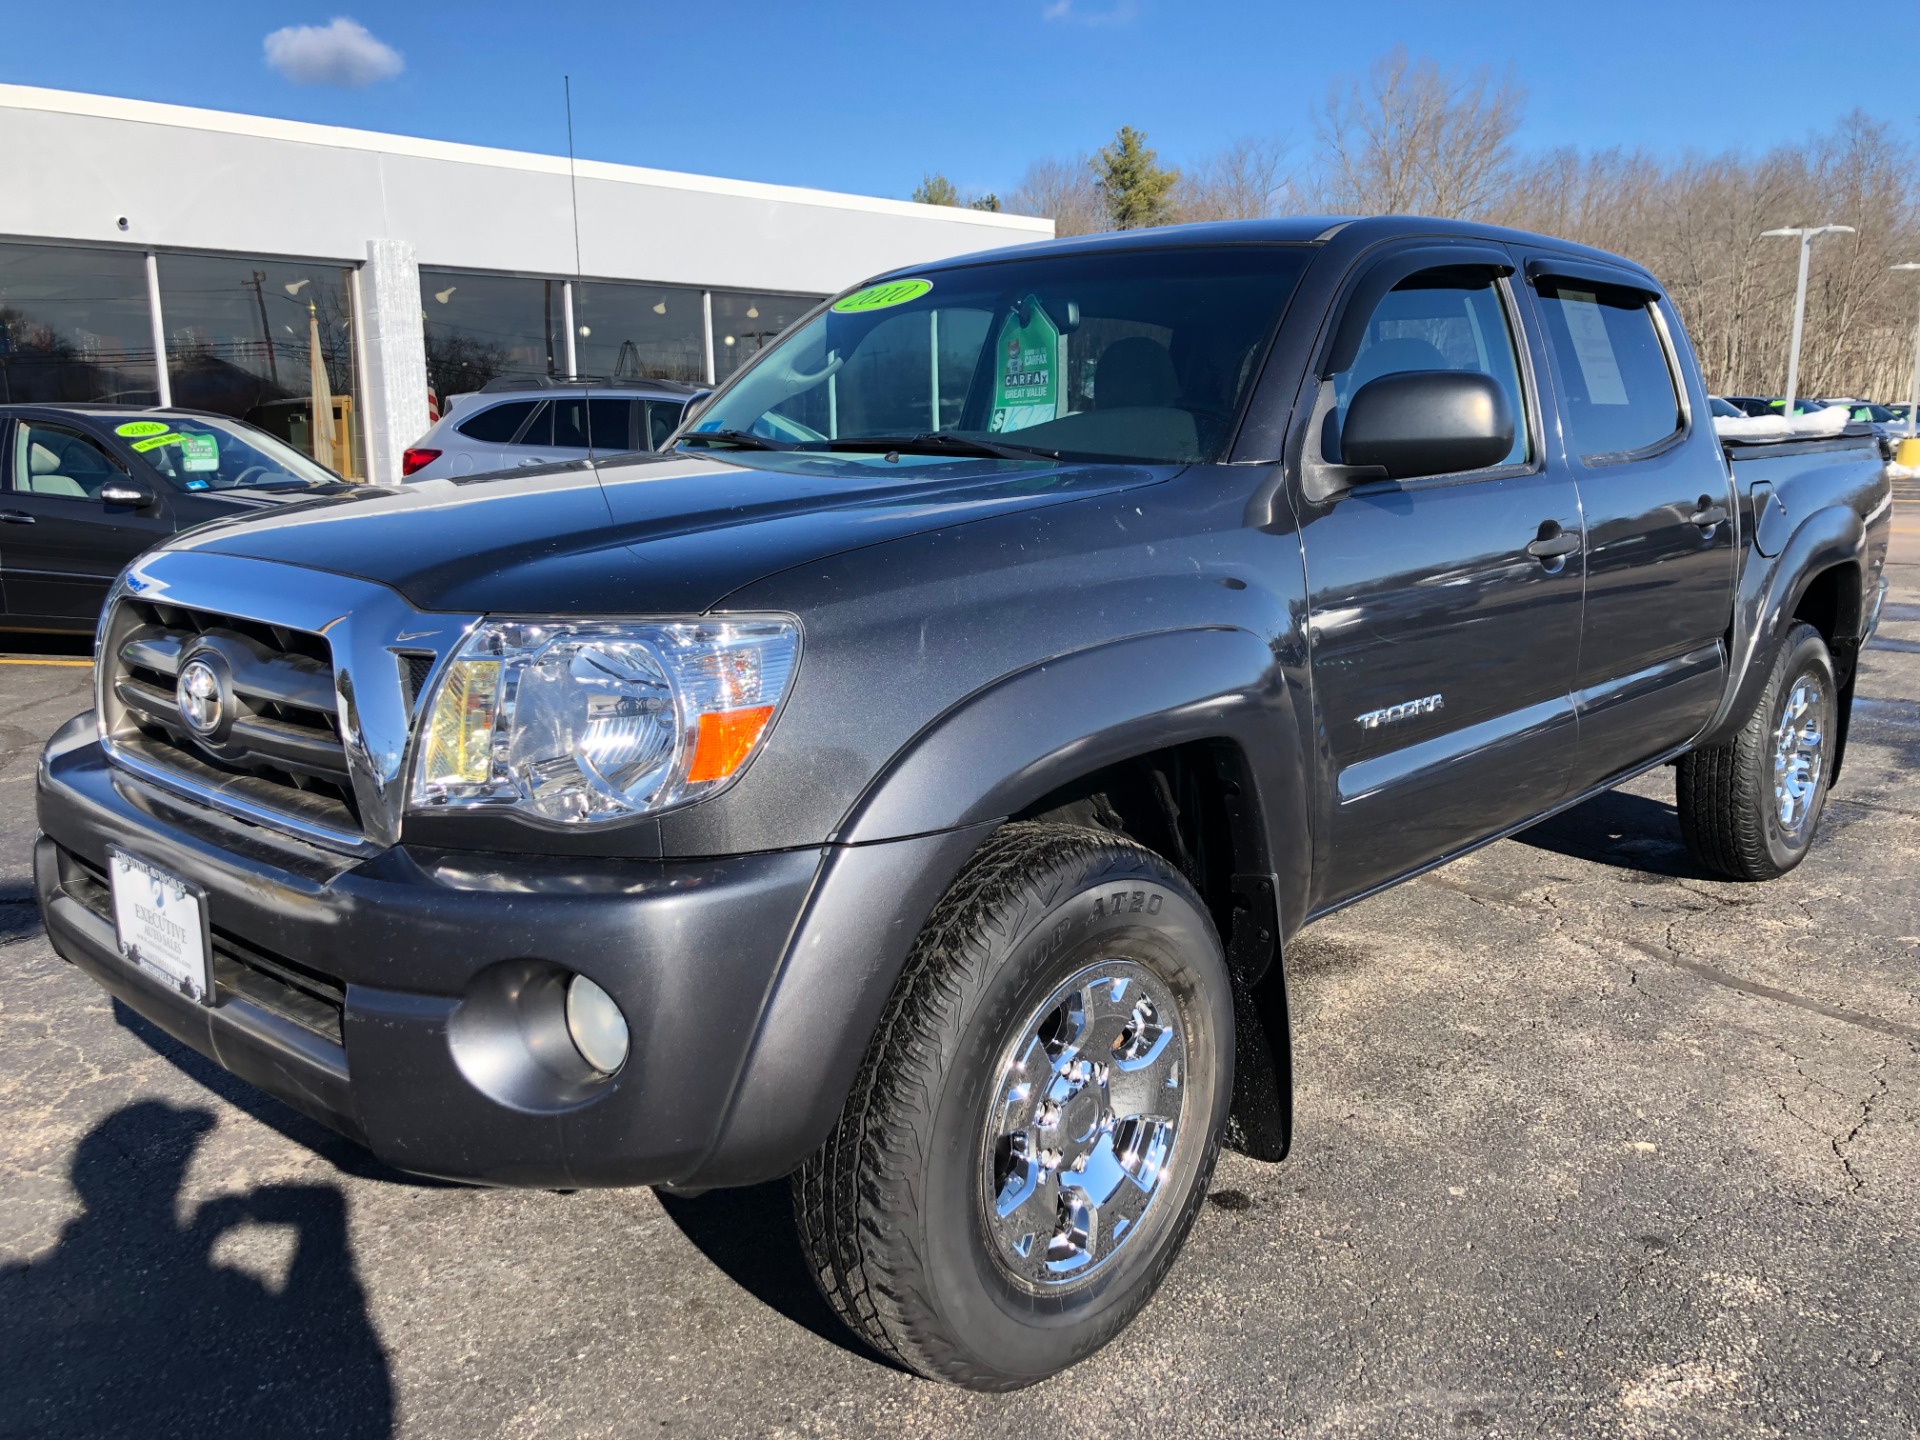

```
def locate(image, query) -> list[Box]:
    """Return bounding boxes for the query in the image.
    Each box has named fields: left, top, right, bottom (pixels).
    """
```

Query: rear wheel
left=793, top=822, right=1233, bottom=1390
left=1677, top=621, right=1836, bottom=880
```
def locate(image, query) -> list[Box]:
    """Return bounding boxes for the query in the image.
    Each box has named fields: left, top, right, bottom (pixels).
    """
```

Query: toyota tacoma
left=34, top=217, right=1890, bottom=1389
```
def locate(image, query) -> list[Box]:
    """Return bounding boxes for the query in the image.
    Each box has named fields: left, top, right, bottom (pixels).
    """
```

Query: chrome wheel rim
left=1773, top=672, right=1827, bottom=836
left=979, top=959, right=1188, bottom=1291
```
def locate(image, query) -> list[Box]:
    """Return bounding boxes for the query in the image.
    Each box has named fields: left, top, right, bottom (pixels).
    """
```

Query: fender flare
left=689, top=627, right=1311, bottom=1186
left=1696, top=503, right=1865, bottom=750
left=838, top=626, right=1305, bottom=859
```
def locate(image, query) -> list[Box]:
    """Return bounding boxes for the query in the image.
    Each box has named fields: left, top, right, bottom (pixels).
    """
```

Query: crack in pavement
left=1624, top=937, right=1920, bottom=1043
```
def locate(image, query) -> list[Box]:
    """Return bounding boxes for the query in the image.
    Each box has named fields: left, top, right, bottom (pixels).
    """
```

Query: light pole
left=1893, top=262, right=1920, bottom=443
left=1762, top=225, right=1854, bottom=415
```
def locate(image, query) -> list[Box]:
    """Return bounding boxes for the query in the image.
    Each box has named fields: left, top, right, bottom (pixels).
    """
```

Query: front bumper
left=36, top=714, right=982, bottom=1189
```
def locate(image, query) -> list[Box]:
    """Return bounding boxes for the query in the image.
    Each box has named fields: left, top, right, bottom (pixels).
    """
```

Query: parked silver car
left=402, top=377, right=704, bottom=479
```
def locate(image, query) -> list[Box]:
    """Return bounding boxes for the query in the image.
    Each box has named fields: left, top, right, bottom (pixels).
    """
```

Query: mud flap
left=1222, top=873, right=1291, bottom=1162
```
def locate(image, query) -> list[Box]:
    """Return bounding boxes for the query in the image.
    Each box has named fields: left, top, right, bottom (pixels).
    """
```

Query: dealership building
left=0, top=85, right=1051, bottom=483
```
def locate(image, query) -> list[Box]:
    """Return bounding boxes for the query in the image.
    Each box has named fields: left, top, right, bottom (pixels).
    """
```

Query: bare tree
left=1311, top=47, right=1523, bottom=218
left=1175, top=136, right=1294, bottom=222
left=1004, top=155, right=1108, bottom=236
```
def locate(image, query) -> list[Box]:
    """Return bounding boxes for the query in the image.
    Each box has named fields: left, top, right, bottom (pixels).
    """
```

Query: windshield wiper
left=811, top=432, right=1061, bottom=461
left=676, top=428, right=792, bottom=452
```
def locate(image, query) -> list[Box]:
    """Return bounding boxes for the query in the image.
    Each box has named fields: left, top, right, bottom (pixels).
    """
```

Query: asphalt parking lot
left=2, top=528, right=1917, bottom=1440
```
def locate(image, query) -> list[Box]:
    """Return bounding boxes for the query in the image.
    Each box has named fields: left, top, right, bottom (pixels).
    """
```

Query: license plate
left=109, top=848, right=213, bottom=1005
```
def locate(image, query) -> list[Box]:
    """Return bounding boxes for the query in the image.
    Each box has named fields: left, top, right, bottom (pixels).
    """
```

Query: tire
left=793, top=821, right=1233, bottom=1390
left=1677, top=621, right=1837, bottom=881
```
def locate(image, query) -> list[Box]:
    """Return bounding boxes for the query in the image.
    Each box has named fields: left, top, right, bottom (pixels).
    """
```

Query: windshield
left=1709, top=397, right=1742, bottom=418
left=683, top=247, right=1311, bottom=465
left=119, top=414, right=339, bottom=490
left=1850, top=403, right=1895, bottom=423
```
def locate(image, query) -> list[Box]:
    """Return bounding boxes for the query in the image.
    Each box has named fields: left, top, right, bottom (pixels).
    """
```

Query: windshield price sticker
left=131, top=433, right=184, bottom=453
left=180, top=433, right=219, bottom=472
left=115, top=420, right=170, bottom=439
left=989, top=294, right=1062, bottom=434
left=832, top=278, right=933, bottom=314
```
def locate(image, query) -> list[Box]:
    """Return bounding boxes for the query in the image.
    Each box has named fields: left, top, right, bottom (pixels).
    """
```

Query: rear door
left=554, top=395, right=637, bottom=458
left=1, top=415, right=177, bottom=625
left=1298, top=245, right=1586, bottom=908
left=1516, top=258, right=1738, bottom=782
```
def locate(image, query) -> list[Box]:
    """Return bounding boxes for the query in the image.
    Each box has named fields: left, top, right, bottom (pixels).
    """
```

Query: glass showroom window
left=0, top=242, right=158, bottom=405
left=568, top=281, right=706, bottom=383
left=421, top=269, right=563, bottom=401
left=157, top=253, right=361, bottom=477
left=710, top=291, right=817, bottom=380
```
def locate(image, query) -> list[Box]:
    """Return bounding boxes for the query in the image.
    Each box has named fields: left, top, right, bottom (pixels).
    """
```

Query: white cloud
left=1043, top=0, right=1139, bottom=22
left=263, top=18, right=403, bottom=87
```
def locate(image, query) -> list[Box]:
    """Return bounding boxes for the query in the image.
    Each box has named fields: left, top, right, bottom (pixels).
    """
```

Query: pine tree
left=1095, top=127, right=1178, bottom=230
left=912, top=173, right=961, bottom=207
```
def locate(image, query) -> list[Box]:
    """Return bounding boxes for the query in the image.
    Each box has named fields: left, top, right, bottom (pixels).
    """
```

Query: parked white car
left=402, top=377, right=705, bottom=479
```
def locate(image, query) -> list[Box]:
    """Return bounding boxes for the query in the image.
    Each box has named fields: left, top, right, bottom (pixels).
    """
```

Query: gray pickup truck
left=34, top=217, right=1889, bottom=1390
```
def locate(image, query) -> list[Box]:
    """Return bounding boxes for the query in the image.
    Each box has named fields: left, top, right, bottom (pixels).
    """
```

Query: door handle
left=0, top=510, right=36, bottom=525
left=1689, top=499, right=1729, bottom=529
left=1526, top=526, right=1580, bottom=560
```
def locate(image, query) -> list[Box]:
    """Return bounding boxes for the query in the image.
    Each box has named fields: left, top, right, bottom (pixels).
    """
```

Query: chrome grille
left=102, top=597, right=360, bottom=836
left=99, top=551, right=481, bottom=853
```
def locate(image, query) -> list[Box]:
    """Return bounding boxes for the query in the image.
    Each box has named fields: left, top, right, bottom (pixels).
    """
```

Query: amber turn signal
left=687, top=704, right=776, bottom=784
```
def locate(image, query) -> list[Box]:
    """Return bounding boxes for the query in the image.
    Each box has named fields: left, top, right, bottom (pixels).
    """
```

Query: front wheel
left=793, top=822, right=1233, bottom=1390
left=1677, top=621, right=1837, bottom=880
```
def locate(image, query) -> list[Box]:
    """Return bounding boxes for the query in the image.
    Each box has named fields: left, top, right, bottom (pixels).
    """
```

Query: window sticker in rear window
left=1558, top=289, right=1629, bottom=406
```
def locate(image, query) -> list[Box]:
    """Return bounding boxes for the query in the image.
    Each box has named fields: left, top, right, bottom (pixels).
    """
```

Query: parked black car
left=0, top=406, right=357, bottom=634
left=33, top=218, right=1891, bottom=1389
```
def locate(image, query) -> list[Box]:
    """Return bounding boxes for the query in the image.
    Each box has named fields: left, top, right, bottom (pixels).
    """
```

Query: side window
left=1330, top=266, right=1530, bottom=471
left=1533, top=279, right=1681, bottom=460
left=644, top=401, right=684, bottom=449
left=551, top=397, right=589, bottom=449
left=11, top=422, right=127, bottom=499
left=455, top=400, right=537, bottom=444
left=587, top=398, right=633, bottom=451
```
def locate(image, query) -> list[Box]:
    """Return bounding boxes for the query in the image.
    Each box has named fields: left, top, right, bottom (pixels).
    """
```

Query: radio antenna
left=563, top=75, right=584, bottom=284
left=562, top=75, right=592, bottom=453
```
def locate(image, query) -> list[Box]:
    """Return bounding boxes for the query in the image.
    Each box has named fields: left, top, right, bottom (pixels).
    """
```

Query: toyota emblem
left=176, top=657, right=224, bottom=737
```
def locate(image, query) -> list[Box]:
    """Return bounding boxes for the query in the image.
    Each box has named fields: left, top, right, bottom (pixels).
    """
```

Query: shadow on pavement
left=0, top=1100, right=394, bottom=1439
left=1512, top=785, right=1711, bottom=879
left=112, top=1001, right=458, bottom=1189
left=656, top=1180, right=899, bottom=1370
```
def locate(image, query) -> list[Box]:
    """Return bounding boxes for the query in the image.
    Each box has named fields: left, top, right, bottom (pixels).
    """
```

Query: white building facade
left=0, top=85, right=1050, bottom=482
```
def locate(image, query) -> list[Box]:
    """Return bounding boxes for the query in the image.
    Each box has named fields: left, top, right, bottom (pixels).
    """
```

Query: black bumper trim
left=37, top=845, right=362, bottom=1144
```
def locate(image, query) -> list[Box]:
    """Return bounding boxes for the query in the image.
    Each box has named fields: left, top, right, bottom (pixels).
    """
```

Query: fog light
left=565, top=975, right=629, bottom=1074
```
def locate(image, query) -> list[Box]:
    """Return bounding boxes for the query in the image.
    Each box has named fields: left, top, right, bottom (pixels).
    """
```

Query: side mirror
left=99, top=480, right=157, bottom=509
left=1339, top=370, right=1515, bottom=482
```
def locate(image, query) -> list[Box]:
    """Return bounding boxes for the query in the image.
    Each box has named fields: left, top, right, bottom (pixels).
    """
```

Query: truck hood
left=169, top=450, right=1170, bottom=614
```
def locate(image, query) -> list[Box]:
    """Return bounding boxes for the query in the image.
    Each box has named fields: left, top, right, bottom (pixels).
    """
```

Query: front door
left=1299, top=253, right=1585, bottom=909
left=2, top=417, right=176, bottom=625
left=1517, top=263, right=1739, bottom=783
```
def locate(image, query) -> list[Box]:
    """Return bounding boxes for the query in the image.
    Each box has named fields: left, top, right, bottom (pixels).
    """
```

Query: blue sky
left=5, top=1, right=1910, bottom=201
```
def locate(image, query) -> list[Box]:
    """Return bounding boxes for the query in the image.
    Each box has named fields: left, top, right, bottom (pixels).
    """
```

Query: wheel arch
left=688, top=627, right=1311, bottom=1186
left=1697, top=502, right=1866, bottom=754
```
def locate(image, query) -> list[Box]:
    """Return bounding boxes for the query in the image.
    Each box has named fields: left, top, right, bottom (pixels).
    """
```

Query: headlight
left=411, top=617, right=799, bottom=824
